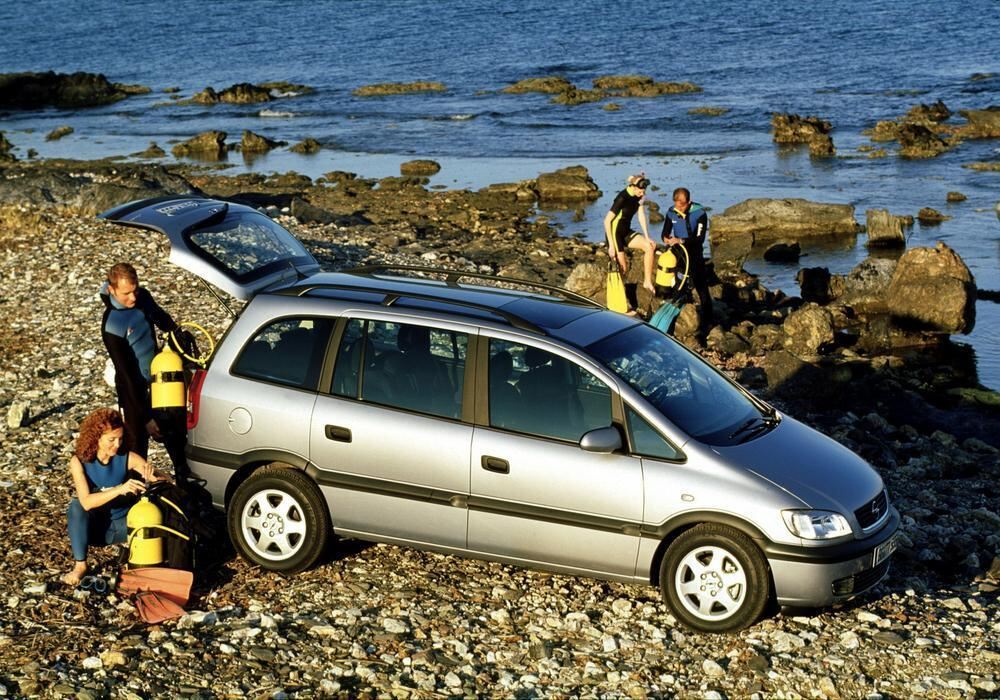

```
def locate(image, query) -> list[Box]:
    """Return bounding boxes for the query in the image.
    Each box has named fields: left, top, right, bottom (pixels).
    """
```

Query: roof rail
left=346, top=264, right=604, bottom=309
left=284, top=284, right=545, bottom=334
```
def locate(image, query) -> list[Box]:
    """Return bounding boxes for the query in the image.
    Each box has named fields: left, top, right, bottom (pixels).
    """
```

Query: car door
left=308, top=314, right=475, bottom=549
left=468, top=334, right=643, bottom=578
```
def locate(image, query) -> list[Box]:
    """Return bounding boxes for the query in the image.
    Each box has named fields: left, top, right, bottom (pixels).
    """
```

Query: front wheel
left=228, top=465, right=330, bottom=573
left=659, top=523, right=770, bottom=632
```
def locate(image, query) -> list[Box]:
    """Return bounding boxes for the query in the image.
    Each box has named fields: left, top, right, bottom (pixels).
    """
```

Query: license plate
left=873, top=533, right=899, bottom=567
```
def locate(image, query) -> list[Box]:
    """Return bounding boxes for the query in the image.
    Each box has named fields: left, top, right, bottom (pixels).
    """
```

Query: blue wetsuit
left=661, top=203, right=713, bottom=333
left=67, top=453, right=133, bottom=561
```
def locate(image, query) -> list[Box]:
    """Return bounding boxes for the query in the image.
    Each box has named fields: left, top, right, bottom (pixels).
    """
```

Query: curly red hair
left=75, top=408, right=125, bottom=463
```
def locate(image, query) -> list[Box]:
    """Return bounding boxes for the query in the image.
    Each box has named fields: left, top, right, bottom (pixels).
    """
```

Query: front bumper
left=766, top=507, right=900, bottom=607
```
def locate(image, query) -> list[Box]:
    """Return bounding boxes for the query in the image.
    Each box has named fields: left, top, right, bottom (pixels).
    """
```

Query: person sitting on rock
left=604, top=174, right=657, bottom=296
left=63, top=408, right=167, bottom=586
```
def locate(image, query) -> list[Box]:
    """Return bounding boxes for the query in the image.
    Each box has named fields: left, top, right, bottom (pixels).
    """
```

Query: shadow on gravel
left=24, top=401, right=75, bottom=427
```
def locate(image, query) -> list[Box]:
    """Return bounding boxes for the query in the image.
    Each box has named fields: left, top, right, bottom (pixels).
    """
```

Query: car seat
left=396, top=325, right=453, bottom=416
left=516, top=346, right=585, bottom=440
left=488, top=350, right=520, bottom=429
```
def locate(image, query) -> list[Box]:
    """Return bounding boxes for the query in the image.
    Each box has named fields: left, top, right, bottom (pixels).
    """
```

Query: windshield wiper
left=736, top=422, right=774, bottom=444
left=728, top=418, right=760, bottom=439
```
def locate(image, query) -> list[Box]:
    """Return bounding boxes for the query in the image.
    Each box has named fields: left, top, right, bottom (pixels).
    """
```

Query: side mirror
left=579, top=426, right=623, bottom=454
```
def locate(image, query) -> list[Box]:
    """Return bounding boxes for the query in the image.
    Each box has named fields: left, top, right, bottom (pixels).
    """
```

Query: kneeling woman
left=63, top=408, right=167, bottom=585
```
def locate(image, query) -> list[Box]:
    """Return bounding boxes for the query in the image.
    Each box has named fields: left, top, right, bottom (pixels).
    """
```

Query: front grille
left=855, top=489, right=888, bottom=530
left=832, top=558, right=891, bottom=596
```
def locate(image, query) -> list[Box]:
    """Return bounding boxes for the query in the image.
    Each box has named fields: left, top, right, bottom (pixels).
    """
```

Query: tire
left=227, top=465, right=330, bottom=573
left=659, top=523, right=770, bottom=633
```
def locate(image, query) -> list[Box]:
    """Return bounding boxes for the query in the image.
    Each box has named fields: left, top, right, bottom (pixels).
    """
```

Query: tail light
left=187, top=369, right=207, bottom=430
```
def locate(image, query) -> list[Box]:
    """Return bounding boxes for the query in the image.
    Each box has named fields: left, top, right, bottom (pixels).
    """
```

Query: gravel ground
left=0, top=211, right=997, bottom=699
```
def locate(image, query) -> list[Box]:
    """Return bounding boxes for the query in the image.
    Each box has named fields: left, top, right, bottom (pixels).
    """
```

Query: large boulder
left=886, top=243, right=976, bottom=334
left=771, top=113, right=835, bottom=157
left=241, top=130, right=286, bottom=153
left=534, top=166, right=600, bottom=202
left=864, top=209, right=906, bottom=247
left=711, top=231, right=753, bottom=275
left=172, top=131, right=228, bottom=159
left=192, top=83, right=272, bottom=104
left=400, top=159, right=441, bottom=176
left=712, top=198, right=858, bottom=243
left=0, top=71, right=148, bottom=109
left=564, top=261, right=606, bottom=301
left=838, top=257, right=897, bottom=314
left=797, top=267, right=839, bottom=304
left=290, top=138, right=322, bottom=155
left=958, top=107, right=1000, bottom=138
left=897, top=123, right=952, bottom=158
left=782, top=303, right=835, bottom=355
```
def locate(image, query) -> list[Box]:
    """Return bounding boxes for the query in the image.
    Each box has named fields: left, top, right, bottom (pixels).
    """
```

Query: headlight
left=782, top=510, right=852, bottom=540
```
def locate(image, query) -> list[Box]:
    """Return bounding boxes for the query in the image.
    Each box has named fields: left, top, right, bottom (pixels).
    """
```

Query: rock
left=241, top=130, right=286, bottom=154
left=591, top=74, right=702, bottom=96
left=945, top=191, right=966, bottom=203
left=916, top=207, right=949, bottom=224
left=898, top=123, right=952, bottom=158
left=782, top=303, right=835, bottom=355
left=353, top=81, right=446, bottom=97
left=689, top=106, right=730, bottom=116
left=809, top=134, right=836, bottom=157
left=798, top=267, right=838, bottom=304
left=257, top=81, right=314, bottom=96
left=382, top=618, right=409, bottom=634
left=702, top=659, right=725, bottom=677
left=886, top=243, right=976, bottom=334
left=0, top=71, right=148, bottom=109
left=172, top=131, right=227, bottom=159
left=706, top=327, right=751, bottom=355
left=534, top=166, right=600, bottom=201
left=603, top=103, right=621, bottom=111
left=712, top=198, right=858, bottom=243
left=22, top=581, right=45, bottom=595
left=864, top=209, right=906, bottom=248
left=290, top=138, right=322, bottom=155
left=906, top=100, right=951, bottom=123
left=400, top=159, right=441, bottom=176
left=763, top=241, right=801, bottom=262
left=133, top=142, right=166, bottom=158
left=770, top=631, right=806, bottom=653
left=0, top=132, right=15, bottom=162
left=839, top=631, right=860, bottom=649
left=957, top=106, right=1000, bottom=138
left=81, top=656, right=102, bottom=670
left=45, top=125, right=73, bottom=141
left=872, top=631, right=905, bottom=645
left=99, top=651, right=127, bottom=668
left=550, top=89, right=605, bottom=105
left=564, top=262, right=606, bottom=301
left=818, top=676, right=841, bottom=699
left=192, top=83, right=271, bottom=104
left=6, top=401, right=29, bottom=429
left=771, top=113, right=835, bottom=156
left=711, top=231, right=753, bottom=273
left=838, top=257, right=897, bottom=312
left=502, top=77, right=575, bottom=94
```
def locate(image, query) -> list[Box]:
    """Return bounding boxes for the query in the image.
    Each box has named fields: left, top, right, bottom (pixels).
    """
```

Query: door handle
left=481, top=455, right=509, bottom=474
left=325, top=425, right=352, bottom=443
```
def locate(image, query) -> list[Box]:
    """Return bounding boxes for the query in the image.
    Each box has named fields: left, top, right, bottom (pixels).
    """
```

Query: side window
left=233, top=317, right=332, bottom=390
left=489, top=339, right=612, bottom=443
left=350, top=320, right=467, bottom=419
left=626, top=406, right=683, bottom=461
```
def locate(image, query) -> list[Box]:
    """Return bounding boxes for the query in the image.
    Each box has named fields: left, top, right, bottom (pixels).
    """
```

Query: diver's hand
left=118, top=479, right=146, bottom=497
left=145, top=418, right=163, bottom=441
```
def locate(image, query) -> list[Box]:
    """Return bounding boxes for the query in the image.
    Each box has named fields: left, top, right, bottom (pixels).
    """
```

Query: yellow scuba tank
left=126, top=497, right=164, bottom=567
left=150, top=345, right=185, bottom=410
left=656, top=248, right=679, bottom=288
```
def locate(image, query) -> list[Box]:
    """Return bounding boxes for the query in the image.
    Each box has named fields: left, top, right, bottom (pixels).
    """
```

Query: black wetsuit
left=607, top=188, right=643, bottom=253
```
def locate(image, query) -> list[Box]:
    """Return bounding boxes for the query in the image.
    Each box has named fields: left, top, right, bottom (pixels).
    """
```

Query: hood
left=713, top=415, right=884, bottom=521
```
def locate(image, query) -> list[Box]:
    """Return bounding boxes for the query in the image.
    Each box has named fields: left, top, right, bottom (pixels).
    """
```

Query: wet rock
left=886, top=243, right=976, bottom=334
left=957, top=106, right=1000, bottom=138
left=290, top=138, right=322, bottom=155
left=898, top=123, right=952, bottom=158
left=782, top=303, right=834, bottom=354
left=0, top=132, right=15, bottom=162
left=916, top=207, right=949, bottom=224
left=839, top=255, right=896, bottom=310
left=706, top=327, right=751, bottom=355
left=132, top=142, right=166, bottom=158
left=906, top=100, right=951, bottom=123
left=864, top=209, right=906, bottom=248
left=535, top=165, right=600, bottom=201
left=400, top=159, right=441, bottom=176
left=258, top=81, right=314, bottom=96
left=945, top=191, right=966, bottom=203
left=771, top=113, right=835, bottom=156
left=353, top=81, right=446, bottom=97
left=689, top=106, right=730, bottom=116
left=712, top=198, right=858, bottom=243
left=798, top=267, right=838, bottom=304
left=709, top=226, right=752, bottom=271
left=241, top=130, right=286, bottom=154
left=172, top=131, right=228, bottom=159
left=45, top=125, right=73, bottom=141
left=502, top=77, right=575, bottom=94
left=603, top=102, right=621, bottom=111
left=763, top=241, right=801, bottom=262
left=192, top=83, right=272, bottom=104
left=591, top=74, right=702, bottom=96
left=0, top=71, right=148, bottom=109
left=550, top=88, right=605, bottom=105
left=6, top=401, right=29, bottom=429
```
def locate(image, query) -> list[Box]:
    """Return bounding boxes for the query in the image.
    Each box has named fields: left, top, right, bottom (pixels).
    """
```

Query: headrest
left=524, top=346, right=550, bottom=368
left=398, top=325, right=430, bottom=354
left=490, top=351, right=513, bottom=381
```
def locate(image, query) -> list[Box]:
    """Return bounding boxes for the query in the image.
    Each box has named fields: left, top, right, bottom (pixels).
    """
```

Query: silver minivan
left=101, top=196, right=899, bottom=632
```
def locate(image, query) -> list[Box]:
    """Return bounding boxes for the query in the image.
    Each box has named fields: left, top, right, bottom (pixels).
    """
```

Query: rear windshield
left=587, top=324, right=763, bottom=445
left=186, top=210, right=314, bottom=282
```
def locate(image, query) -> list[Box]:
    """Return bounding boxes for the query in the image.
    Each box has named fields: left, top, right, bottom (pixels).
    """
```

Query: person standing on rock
left=100, top=262, right=188, bottom=478
left=63, top=408, right=167, bottom=585
left=662, top=187, right=713, bottom=337
left=604, top=174, right=657, bottom=297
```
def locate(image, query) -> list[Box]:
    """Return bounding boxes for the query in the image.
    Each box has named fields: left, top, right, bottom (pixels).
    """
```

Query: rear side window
left=488, top=339, right=612, bottom=443
left=330, top=319, right=467, bottom=420
left=232, top=317, right=332, bottom=390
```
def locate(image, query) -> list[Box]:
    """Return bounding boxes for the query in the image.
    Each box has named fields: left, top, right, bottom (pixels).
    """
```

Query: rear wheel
left=659, top=523, right=770, bottom=632
left=228, top=465, right=329, bottom=573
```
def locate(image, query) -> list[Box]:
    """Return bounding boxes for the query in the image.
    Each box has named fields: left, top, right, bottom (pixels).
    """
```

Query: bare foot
left=625, top=309, right=639, bottom=317
left=62, top=561, right=87, bottom=586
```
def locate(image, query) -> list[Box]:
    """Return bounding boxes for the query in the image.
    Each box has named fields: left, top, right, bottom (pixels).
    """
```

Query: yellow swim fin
left=606, top=259, right=629, bottom=314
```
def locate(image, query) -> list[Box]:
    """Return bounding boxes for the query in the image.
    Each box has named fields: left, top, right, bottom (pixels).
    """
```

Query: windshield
left=186, top=210, right=314, bottom=282
left=588, top=324, right=766, bottom=445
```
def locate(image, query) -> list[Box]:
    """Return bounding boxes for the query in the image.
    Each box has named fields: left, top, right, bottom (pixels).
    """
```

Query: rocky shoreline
left=0, top=158, right=998, bottom=698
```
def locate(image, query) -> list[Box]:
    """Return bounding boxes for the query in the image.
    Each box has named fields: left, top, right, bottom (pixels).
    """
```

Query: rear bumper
left=767, top=508, right=899, bottom=607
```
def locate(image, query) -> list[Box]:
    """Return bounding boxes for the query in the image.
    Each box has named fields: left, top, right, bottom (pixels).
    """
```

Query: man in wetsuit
left=100, top=262, right=189, bottom=480
left=604, top=175, right=657, bottom=296
left=662, top=187, right=713, bottom=337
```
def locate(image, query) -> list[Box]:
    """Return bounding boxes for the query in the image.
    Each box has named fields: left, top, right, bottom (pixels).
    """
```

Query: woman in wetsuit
left=603, top=174, right=657, bottom=297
